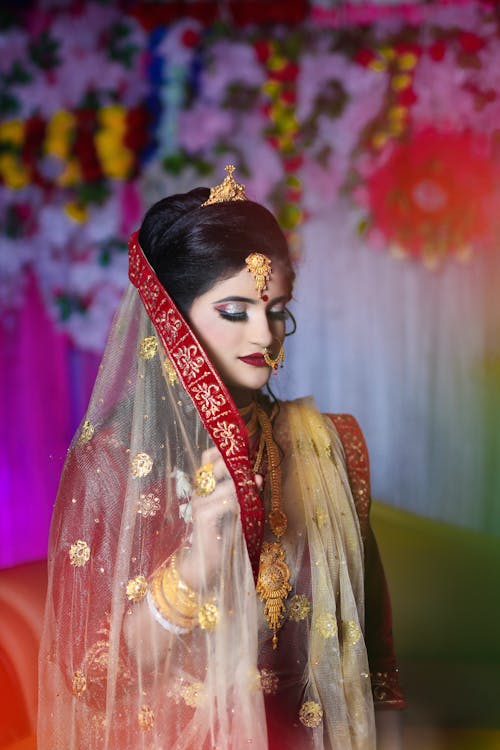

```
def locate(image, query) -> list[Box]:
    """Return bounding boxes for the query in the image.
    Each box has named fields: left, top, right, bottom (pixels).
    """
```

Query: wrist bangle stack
left=148, top=554, right=199, bottom=632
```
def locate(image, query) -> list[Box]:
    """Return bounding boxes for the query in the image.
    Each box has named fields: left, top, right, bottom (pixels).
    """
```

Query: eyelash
left=217, top=310, right=288, bottom=323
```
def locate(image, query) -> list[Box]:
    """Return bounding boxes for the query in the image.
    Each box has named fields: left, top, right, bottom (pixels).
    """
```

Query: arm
left=327, top=414, right=406, bottom=714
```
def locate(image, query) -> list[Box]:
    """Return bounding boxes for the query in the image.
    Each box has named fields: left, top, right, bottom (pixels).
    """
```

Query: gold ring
left=194, top=463, right=216, bottom=495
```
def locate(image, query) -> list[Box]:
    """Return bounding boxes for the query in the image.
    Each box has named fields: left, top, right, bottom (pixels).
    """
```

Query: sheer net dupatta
left=38, top=234, right=267, bottom=749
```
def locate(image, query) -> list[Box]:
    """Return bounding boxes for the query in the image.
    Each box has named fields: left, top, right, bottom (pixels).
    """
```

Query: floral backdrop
left=1, top=0, right=499, bottom=565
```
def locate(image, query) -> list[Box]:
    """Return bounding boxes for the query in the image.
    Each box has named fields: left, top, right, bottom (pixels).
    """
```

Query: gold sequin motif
left=138, top=705, right=154, bottom=730
left=260, top=668, right=279, bottom=695
left=137, top=492, right=160, bottom=517
left=313, top=507, right=328, bottom=528
left=315, top=612, right=338, bottom=639
left=163, top=357, right=178, bottom=385
left=345, top=619, right=362, bottom=645
left=198, top=602, right=219, bottom=631
left=78, top=420, right=94, bottom=444
left=288, top=594, right=311, bottom=622
left=126, top=575, right=148, bottom=602
left=179, top=681, right=204, bottom=707
left=69, top=540, right=90, bottom=567
left=299, top=700, right=323, bottom=728
left=72, top=669, right=87, bottom=697
left=139, top=336, right=158, bottom=359
left=131, top=452, right=153, bottom=478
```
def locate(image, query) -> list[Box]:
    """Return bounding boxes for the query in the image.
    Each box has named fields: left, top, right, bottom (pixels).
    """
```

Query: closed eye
left=217, top=310, right=247, bottom=322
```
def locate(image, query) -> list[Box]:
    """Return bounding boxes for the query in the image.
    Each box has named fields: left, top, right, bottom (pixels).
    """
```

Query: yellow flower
left=0, top=120, right=24, bottom=146
left=368, top=59, right=387, bottom=73
left=45, top=111, right=75, bottom=159
left=0, top=154, right=29, bottom=189
left=398, top=52, right=419, bottom=71
left=372, top=132, right=390, bottom=150
left=99, top=104, right=127, bottom=132
left=379, top=46, right=395, bottom=61
left=262, top=79, right=281, bottom=97
left=57, top=158, right=81, bottom=187
left=392, top=73, right=412, bottom=91
left=267, top=53, right=287, bottom=72
left=65, top=202, right=88, bottom=223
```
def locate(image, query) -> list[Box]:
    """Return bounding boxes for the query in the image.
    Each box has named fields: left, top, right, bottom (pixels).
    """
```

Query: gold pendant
left=256, top=541, right=291, bottom=649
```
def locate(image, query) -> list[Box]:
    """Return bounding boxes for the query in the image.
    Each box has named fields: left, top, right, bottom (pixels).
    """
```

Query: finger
left=254, top=473, right=264, bottom=491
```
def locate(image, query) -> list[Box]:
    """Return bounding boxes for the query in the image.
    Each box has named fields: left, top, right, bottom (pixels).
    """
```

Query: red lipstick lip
left=239, top=353, right=268, bottom=367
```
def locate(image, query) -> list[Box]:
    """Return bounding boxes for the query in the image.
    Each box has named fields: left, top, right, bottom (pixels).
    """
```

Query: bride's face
left=188, top=264, right=290, bottom=405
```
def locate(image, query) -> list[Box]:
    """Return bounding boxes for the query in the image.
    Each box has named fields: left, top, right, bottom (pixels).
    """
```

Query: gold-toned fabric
left=38, top=283, right=375, bottom=748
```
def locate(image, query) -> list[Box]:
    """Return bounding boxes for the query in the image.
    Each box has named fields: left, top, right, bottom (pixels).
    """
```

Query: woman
left=38, top=166, right=404, bottom=749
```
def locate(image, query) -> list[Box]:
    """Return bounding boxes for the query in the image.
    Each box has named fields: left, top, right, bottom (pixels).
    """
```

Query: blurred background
left=0, top=0, right=499, bottom=748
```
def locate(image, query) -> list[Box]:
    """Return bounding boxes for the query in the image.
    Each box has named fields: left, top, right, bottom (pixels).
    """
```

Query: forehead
left=203, top=263, right=290, bottom=301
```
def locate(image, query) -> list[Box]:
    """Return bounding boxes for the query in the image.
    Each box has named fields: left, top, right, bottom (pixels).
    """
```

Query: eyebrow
left=214, top=295, right=289, bottom=305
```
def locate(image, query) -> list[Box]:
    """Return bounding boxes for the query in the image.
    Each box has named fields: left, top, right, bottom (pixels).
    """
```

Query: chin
left=225, top=371, right=272, bottom=396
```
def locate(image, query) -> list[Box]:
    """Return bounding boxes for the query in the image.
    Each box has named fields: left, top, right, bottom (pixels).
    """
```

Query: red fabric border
left=128, top=231, right=264, bottom=578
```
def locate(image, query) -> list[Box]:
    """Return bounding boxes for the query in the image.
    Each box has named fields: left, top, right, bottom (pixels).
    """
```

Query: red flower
left=428, top=39, right=446, bottom=62
left=365, top=128, right=496, bottom=264
left=74, top=109, right=103, bottom=183
left=355, top=48, right=376, bottom=67
left=397, top=87, right=417, bottom=107
left=269, top=62, right=299, bottom=83
left=254, top=40, right=272, bottom=64
left=124, top=106, right=149, bottom=153
left=283, top=154, right=303, bottom=173
left=394, top=42, right=422, bottom=57
left=181, top=29, right=200, bottom=48
left=458, top=31, right=485, bottom=54
left=281, top=88, right=297, bottom=106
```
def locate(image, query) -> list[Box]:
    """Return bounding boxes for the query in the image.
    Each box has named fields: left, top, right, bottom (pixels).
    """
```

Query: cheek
left=192, top=317, right=239, bottom=357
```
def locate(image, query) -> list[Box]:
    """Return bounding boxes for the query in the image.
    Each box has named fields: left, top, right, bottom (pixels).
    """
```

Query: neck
left=231, top=387, right=258, bottom=410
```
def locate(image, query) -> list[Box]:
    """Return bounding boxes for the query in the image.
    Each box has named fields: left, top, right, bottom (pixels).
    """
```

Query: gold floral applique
left=198, top=602, right=219, bottom=631
left=78, top=420, right=94, bottom=445
left=179, top=681, right=204, bottom=708
left=288, top=594, right=311, bottom=622
left=314, top=612, right=338, bottom=639
left=126, top=575, right=148, bottom=602
left=299, top=700, right=323, bottom=728
left=136, top=492, right=160, bottom=517
left=138, top=705, right=154, bottom=731
left=259, top=668, right=279, bottom=695
left=131, top=452, right=153, bottom=478
left=345, top=619, right=362, bottom=645
left=69, top=540, right=90, bottom=567
left=313, top=507, right=328, bottom=529
left=72, top=669, right=87, bottom=697
left=139, top=336, right=158, bottom=360
left=163, top=358, right=178, bottom=385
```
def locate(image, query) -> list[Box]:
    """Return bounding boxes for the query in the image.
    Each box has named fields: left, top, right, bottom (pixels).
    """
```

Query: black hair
left=138, top=187, right=295, bottom=315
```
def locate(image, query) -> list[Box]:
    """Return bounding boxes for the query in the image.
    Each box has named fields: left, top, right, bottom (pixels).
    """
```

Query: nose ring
left=263, top=340, right=285, bottom=371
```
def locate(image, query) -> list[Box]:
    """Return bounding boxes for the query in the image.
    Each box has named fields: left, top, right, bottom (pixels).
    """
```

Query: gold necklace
left=254, top=403, right=291, bottom=649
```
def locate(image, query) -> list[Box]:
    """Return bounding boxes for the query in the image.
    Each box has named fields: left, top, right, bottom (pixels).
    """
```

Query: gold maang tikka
left=245, top=252, right=272, bottom=299
left=201, top=165, right=273, bottom=299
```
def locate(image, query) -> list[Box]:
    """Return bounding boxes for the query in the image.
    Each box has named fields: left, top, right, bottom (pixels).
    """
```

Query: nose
left=249, top=309, right=274, bottom=349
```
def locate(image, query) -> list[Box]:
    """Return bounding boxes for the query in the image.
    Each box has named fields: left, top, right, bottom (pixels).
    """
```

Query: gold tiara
left=201, top=164, right=248, bottom=206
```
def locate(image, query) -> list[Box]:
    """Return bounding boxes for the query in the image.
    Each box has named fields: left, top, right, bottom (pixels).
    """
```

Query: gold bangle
left=149, top=555, right=199, bottom=630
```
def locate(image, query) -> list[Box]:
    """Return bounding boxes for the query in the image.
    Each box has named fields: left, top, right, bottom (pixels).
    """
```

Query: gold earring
left=263, top=341, right=285, bottom=371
